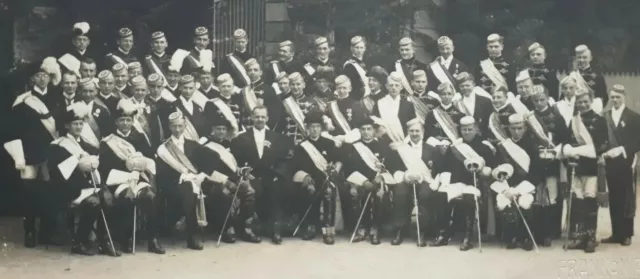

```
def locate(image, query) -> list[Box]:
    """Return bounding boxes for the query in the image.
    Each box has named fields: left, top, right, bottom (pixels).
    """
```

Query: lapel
left=399, top=98, right=410, bottom=119
left=262, top=130, right=275, bottom=162
left=245, top=128, right=260, bottom=162
left=615, top=108, right=630, bottom=137
left=183, top=140, right=197, bottom=164
left=176, top=100, right=195, bottom=120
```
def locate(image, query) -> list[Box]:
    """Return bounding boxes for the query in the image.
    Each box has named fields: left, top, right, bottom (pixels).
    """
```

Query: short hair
left=62, top=71, right=78, bottom=80
left=81, top=58, right=96, bottom=65
left=492, top=86, right=508, bottom=96
left=252, top=105, right=269, bottom=116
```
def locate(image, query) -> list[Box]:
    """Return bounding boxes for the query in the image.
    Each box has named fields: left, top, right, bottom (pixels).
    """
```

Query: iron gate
left=212, top=0, right=266, bottom=66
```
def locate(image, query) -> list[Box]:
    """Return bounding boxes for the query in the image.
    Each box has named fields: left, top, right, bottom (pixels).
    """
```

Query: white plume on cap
left=73, top=22, right=90, bottom=35
left=41, top=57, right=62, bottom=86
left=169, top=49, right=190, bottom=72
left=67, top=101, right=90, bottom=118
left=116, top=98, right=138, bottom=115
left=200, top=49, right=214, bottom=72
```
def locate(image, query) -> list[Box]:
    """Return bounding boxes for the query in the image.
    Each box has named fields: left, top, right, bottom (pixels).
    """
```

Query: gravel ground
left=1, top=201, right=639, bottom=279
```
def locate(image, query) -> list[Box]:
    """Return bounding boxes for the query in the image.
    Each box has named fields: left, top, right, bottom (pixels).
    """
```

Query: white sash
left=300, top=141, right=329, bottom=174
left=53, top=136, right=90, bottom=181
left=160, top=88, right=177, bottom=102
left=572, top=71, right=593, bottom=94
left=303, top=63, right=315, bottom=77
left=480, top=59, right=507, bottom=89
left=570, top=114, right=595, bottom=155
left=488, top=113, right=508, bottom=142
left=395, top=61, right=414, bottom=95
left=243, top=87, right=259, bottom=113
left=191, top=90, right=208, bottom=108
left=204, top=141, right=238, bottom=172
left=103, top=134, right=155, bottom=177
left=271, top=62, right=281, bottom=76
left=432, top=108, right=460, bottom=142
left=375, top=98, right=405, bottom=142
left=349, top=61, right=371, bottom=97
left=21, top=94, right=58, bottom=140
left=451, top=140, right=482, bottom=163
left=157, top=141, right=197, bottom=174
left=329, top=101, right=351, bottom=134
left=352, top=142, right=396, bottom=184
left=501, top=139, right=531, bottom=173
left=107, top=53, right=126, bottom=66
left=511, top=99, right=553, bottom=147
left=210, top=98, right=240, bottom=135
left=228, top=54, right=251, bottom=86
left=429, top=61, right=453, bottom=85
left=145, top=56, right=168, bottom=86
left=396, top=144, right=432, bottom=183
left=79, top=122, right=100, bottom=148
left=473, top=87, right=492, bottom=99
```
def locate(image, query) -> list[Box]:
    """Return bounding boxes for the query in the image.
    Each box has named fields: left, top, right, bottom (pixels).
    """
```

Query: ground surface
left=1, top=199, right=639, bottom=279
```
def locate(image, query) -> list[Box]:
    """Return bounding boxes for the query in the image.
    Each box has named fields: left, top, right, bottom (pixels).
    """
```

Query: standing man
left=343, top=36, right=369, bottom=100
left=175, top=75, right=207, bottom=142
left=423, top=82, right=464, bottom=147
left=112, top=63, right=130, bottom=99
left=391, top=37, right=427, bottom=95
left=180, top=27, right=215, bottom=77
left=5, top=62, right=60, bottom=247
left=601, top=85, right=640, bottom=246
left=243, top=58, right=281, bottom=129
left=266, top=40, right=303, bottom=84
left=230, top=106, right=293, bottom=244
left=573, top=45, right=607, bottom=112
left=455, top=72, right=493, bottom=138
left=278, top=72, right=322, bottom=145
left=198, top=67, right=219, bottom=99
left=427, top=36, right=468, bottom=92
left=77, top=77, right=113, bottom=145
left=203, top=74, right=245, bottom=139
left=146, top=74, right=175, bottom=149
left=411, top=70, right=440, bottom=111
left=127, top=62, right=144, bottom=80
left=362, top=66, right=388, bottom=112
left=63, top=22, right=100, bottom=64
left=526, top=43, right=559, bottom=101
left=475, top=34, right=514, bottom=93
left=145, top=31, right=172, bottom=80
left=105, top=27, right=139, bottom=69
left=79, top=59, right=98, bottom=80
left=303, top=37, right=337, bottom=83
left=372, top=72, right=417, bottom=142
left=220, top=29, right=254, bottom=88
left=326, top=75, right=369, bottom=143
left=97, top=70, right=120, bottom=114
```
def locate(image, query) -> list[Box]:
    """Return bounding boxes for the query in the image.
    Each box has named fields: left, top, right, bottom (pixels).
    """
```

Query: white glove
left=14, top=160, right=26, bottom=171
left=196, top=173, right=208, bottom=184
left=78, top=156, right=93, bottom=172
left=89, top=155, right=100, bottom=169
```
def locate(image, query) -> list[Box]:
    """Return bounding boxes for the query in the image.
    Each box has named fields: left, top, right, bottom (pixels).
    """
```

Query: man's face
left=278, top=79, right=291, bottom=93
left=509, top=123, right=526, bottom=141
left=73, top=36, right=90, bottom=51
left=487, top=42, right=503, bottom=57
left=252, top=108, right=269, bottom=130
left=316, top=43, right=330, bottom=59
left=199, top=73, right=213, bottom=88
left=368, top=78, right=380, bottom=92
left=194, top=35, right=210, bottom=49
left=115, top=116, right=134, bottom=134
left=152, top=37, right=168, bottom=54
left=359, top=125, right=375, bottom=141
left=166, top=72, right=180, bottom=87
left=62, top=74, right=78, bottom=94
left=492, top=91, right=507, bottom=108
left=408, top=125, right=422, bottom=143
left=33, top=72, right=50, bottom=89
left=412, top=76, right=427, bottom=93
left=576, top=94, right=592, bottom=113
left=234, top=38, right=248, bottom=51
left=459, top=80, right=474, bottom=96
left=128, top=68, right=142, bottom=79
left=212, top=125, right=228, bottom=141
left=169, top=120, right=186, bottom=138
left=532, top=94, right=549, bottom=112
left=133, top=85, right=148, bottom=100
left=609, top=92, right=625, bottom=109
left=114, top=72, right=129, bottom=87
left=351, top=42, right=366, bottom=58
left=399, top=45, right=414, bottom=60
left=278, top=46, right=294, bottom=61
left=291, top=79, right=305, bottom=96
left=561, top=83, right=576, bottom=99
left=316, top=79, right=330, bottom=93
left=460, top=124, right=477, bottom=142
left=246, top=64, right=262, bottom=82
left=99, top=79, right=115, bottom=94
left=336, top=83, right=351, bottom=98
left=440, top=89, right=455, bottom=105
left=307, top=123, right=322, bottom=139
left=118, top=36, right=134, bottom=52
left=80, top=62, right=97, bottom=78
left=80, top=84, right=98, bottom=102
left=530, top=48, right=545, bottom=64
left=149, top=83, right=163, bottom=97
left=67, top=120, right=85, bottom=137
left=180, top=82, right=196, bottom=99
left=387, top=80, right=402, bottom=97
left=577, top=53, right=591, bottom=68
left=439, top=44, right=454, bottom=58
left=516, top=80, right=533, bottom=97
left=219, top=81, right=234, bottom=95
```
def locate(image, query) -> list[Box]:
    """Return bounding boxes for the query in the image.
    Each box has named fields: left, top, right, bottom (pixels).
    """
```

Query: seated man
left=290, top=112, right=345, bottom=245
left=98, top=99, right=165, bottom=255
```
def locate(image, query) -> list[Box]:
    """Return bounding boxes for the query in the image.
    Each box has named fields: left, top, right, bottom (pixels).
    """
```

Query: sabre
left=472, top=170, right=482, bottom=252
left=563, top=163, right=577, bottom=251
left=293, top=164, right=336, bottom=237
left=513, top=197, right=540, bottom=253
left=412, top=182, right=422, bottom=247
left=217, top=165, right=253, bottom=247
left=89, top=170, right=117, bottom=255
left=350, top=192, right=372, bottom=243
left=130, top=177, right=138, bottom=254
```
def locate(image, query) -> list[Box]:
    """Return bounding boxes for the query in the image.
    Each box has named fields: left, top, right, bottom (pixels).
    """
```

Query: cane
left=90, top=170, right=117, bottom=255
left=513, top=198, right=540, bottom=253
left=217, top=166, right=252, bottom=247
left=350, top=192, right=372, bottom=243
left=472, top=171, right=482, bottom=252
left=563, top=165, right=577, bottom=251
left=412, top=183, right=422, bottom=247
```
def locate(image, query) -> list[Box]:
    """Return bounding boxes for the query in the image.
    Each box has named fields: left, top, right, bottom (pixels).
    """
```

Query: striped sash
left=480, top=59, right=507, bottom=89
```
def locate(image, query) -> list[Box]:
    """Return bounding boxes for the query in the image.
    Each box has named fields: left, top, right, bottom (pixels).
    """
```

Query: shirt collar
left=149, top=95, right=162, bottom=102
left=317, top=56, right=329, bottom=64
left=116, top=129, right=131, bottom=138
left=171, top=135, right=185, bottom=144
left=66, top=133, right=81, bottom=142
left=116, top=84, right=127, bottom=91
left=33, top=86, right=47, bottom=95
left=99, top=91, right=114, bottom=99
left=118, top=47, right=130, bottom=55
left=253, top=127, right=266, bottom=134
left=441, top=103, right=453, bottom=110
left=180, top=95, right=192, bottom=104
left=612, top=104, right=626, bottom=114
left=167, top=84, right=178, bottom=91
left=76, top=48, right=86, bottom=55
left=494, top=102, right=509, bottom=112
left=153, top=51, right=165, bottom=57
left=63, top=92, right=75, bottom=99
left=441, top=55, right=454, bottom=65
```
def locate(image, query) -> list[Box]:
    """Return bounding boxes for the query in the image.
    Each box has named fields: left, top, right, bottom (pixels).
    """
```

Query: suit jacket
left=342, top=56, right=368, bottom=100
left=219, top=50, right=254, bottom=88
left=175, top=98, right=207, bottom=138
left=426, top=56, right=469, bottom=92
left=230, top=128, right=292, bottom=179
left=145, top=51, right=173, bottom=76
left=434, top=136, right=496, bottom=186
left=98, top=130, right=154, bottom=189
left=47, top=136, right=99, bottom=203
left=604, top=107, right=640, bottom=167
left=249, top=78, right=283, bottom=129
left=202, top=137, right=241, bottom=182
left=578, top=66, right=608, bottom=105
left=291, top=136, right=343, bottom=183
left=372, top=95, right=417, bottom=136
left=265, top=59, right=304, bottom=85
left=304, top=56, right=339, bottom=82
left=146, top=96, right=176, bottom=148
left=388, top=57, right=427, bottom=83
left=465, top=95, right=497, bottom=139
left=97, top=92, right=120, bottom=115
left=155, top=138, right=219, bottom=191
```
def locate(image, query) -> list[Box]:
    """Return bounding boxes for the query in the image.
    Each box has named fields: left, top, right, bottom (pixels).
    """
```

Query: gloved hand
left=78, top=156, right=93, bottom=172
left=363, top=181, right=377, bottom=192
left=196, top=173, right=207, bottom=185
left=89, top=156, right=100, bottom=169
left=224, top=180, right=238, bottom=192
left=14, top=160, right=25, bottom=171
left=350, top=185, right=358, bottom=197
left=302, top=175, right=314, bottom=188
left=373, top=175, right=383, bottom=185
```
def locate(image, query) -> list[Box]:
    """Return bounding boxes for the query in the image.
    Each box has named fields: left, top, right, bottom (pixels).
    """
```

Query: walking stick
left=412, top=183, right=422, bottom=247
left=472, top=171, right=482, bottom=252
left=513, top=198, right=540, bottom=253
left=350, top=192, right=372, bottom=243
left=90, top=170, right=117, bottom=255
left=217, top=166, right=252, bottom=247
left=563, top=165, right=577, bottom=251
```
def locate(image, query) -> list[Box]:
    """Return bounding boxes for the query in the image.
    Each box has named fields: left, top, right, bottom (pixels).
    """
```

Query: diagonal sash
left=86, top=107, right=101, bottom=141
left=177, top=106, right=200, bottom=142
left=204, top=141, right=238, bottom=172
left=303, top=63, right=315, bottom=77
left=159, top=140, right=198, bottom=174
left=188, top=54, right=202, bottom=68
left=329, top=101, right=351, bottom=134
left=429, top=59, right=455, bottom=85
left=488, top=112, right=508, bottom=142
left=511, top=98, right=554, bottom=147
left=160, top=88, right=177, bottom=102
left=271, top=61, right=281, bottom=76
left=191, top=91, right=208, bottom=108
left=144, top=56, right=168, bottom=87
left=349, top=61, right=371, bottom=97
left=375, top=99, right=405, bottom=142
left=362, top=97, right=375, bottom=112
left=210, top=98, right=240, bottom=135
left=571, top=114, right=595, bottom=149
left=500, top=138, right=531, bottom=174
left=79, top=121, right=100, bottom=148
left=227, top=54, right=251, bottom=86
left=22, top=95, right=58, bottom=140
left=55, top=136, right=87, bottom=158
left=480, top=59, right=507, bottom=89
left=473, top=87, right=493, bottom=99
left=353, top=142, right=396, bottom=184
left=107, top=53, right=126, bottom=66
left=572, top=71, right=594, bottom=95
left=408, top=95, right=429, bottom=122
left=555, top=98, right=575, bottom=126
left=243, top=87, right=259, bottom=114
left=450, top=140, right=482, bottom=165
left=103, top=135, right=154, bottom=179
left=395, top=61, right=414, bottom=95
left=432, top=108, right=460, bottom=142
left=300, top=141, right=329, bottom=175
left=396, top=144, right=432, bottom=182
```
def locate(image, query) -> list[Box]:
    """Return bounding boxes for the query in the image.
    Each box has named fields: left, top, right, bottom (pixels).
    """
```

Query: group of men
left=4, top=21, right=639, bottom=257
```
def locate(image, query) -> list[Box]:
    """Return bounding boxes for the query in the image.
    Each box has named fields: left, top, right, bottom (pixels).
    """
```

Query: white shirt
left=118, top=47, right=130, bottom=55
left=462, top=93, right=476, bottom=116
left=382, top=95, right=401, bottom=117
left=440, top=55, right=454, bottom=70
left=153, top=51, right=166, bottom=57
left=77, top=49, right=86, bottom=56
left=33, top=86, right=47, bottom=95
left=180, top=96, right=194, bottom=115
left=253, top=127, right=266, bottom=159
left=116, top=129, right=131, bottom=138
left=171, top=135, right=185, bottom=152
left=612, top=104, right=625, bottom=127
left=409, top=140, right=423, bottom=152
left=63, top=92, right=76, bottom=106
left=317, top=57, right=329, bottom=64
left=441, top=103, right=453, bottom=110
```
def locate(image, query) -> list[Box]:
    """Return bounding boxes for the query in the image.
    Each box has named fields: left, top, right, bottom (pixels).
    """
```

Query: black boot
left=301, top=225, right=316, bottom=241
left=239, top=227, right=261, bottom=243
left=369, top=228, right=380, bottom=245
left=71, top=242, right=96, bottom=256
left=323, top=231, right=335, bottom=245
left=23, top=217, right=36, bottom=248
left=521, top=238, right=534, bottom=251
left=187, top=235, right=204, bottom=250
left=351, top=228, right=366, bottom=243
left=98, top=241, right=121, bottom=257
left=429, top=229, right=449, bottom=247
left=460, top=216, right=474, bottom=251
left=121, top=237, right=134, bottom=254
left=418, top=232, right=427, bottom=247
left=221, top=227, right=237, bottom=244
left=148, top=238, right=165, bottom=254
left=391, top=227, right=404, bottom=246
left=271, top=224, right=283, bottom=245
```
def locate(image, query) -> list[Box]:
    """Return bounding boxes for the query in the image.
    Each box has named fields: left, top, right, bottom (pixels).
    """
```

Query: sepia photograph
left=0, top=0, right=639, bottom=278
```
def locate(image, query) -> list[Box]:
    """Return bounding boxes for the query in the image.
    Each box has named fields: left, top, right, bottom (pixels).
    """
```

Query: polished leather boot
left=369, top=228, right=380, bottom=245
left=240, top=228, right=261, bottom=243
left=98, top=241, right=121, bottom=257
left=23, top=218, right=36, bottom=248
left=391, top=228, right=404, bottom=246
left=187, top=235, right=204, bottom=250
left=148, top=238, right=165, bottom=254
left=301, top=225, right=316, bottom=241
left=121, top=237, right=134, bottom=254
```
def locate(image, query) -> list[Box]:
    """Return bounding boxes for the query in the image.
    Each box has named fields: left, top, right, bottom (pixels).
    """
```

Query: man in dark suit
left=455, top=72, right=494, bottom=139
left=144, top=31, right=172, bottom=79
left=372, top=72, right=417, bottom=141
left=105, top=28, right=139, bottom=70
left=244, top=58, right=282, bottom=129
left=389, top=37, right=427, bottom=94
left=574, top=45, right=608, bottom=108
left=76, top=77, right=113, bottom=148
left=302, top=37, right=338, bottom=83
left=342, top=36, right=368, bottom=100
left=60, top=22, right=101, bottom=69
left=601, top=84, right=640, bottom=246
left=230, top=106, right=293, bottom=244
left=219, top=29, right=254, bottom=88
left=53, top=72, right=80, bottom=134
left=427, top=36, right=469, bottom=92
left=145, top=74, right=176, bottom=151
left=174, top=75, right=207, bottom=142
left=265, top=40, right=303, bottom=85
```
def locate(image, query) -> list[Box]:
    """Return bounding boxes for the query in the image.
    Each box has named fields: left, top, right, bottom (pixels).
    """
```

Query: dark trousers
left=501, top=206, right=533, bottom=242
left=21, top=179, right=59, bottom=238
left=606, top=164, right=635, bottom=238
left=433, top=194, right=476, bottom=238
left=391, top=182, right=431, bottom=231
left=252, top=177, right=285, bottom=234
left=117, top=187, right=161, bottom=241
left=72, top=195, right=100, bottom=245
left=207, top=181, right=256, bottom=233
left=532, top=205, right=554, bottom=242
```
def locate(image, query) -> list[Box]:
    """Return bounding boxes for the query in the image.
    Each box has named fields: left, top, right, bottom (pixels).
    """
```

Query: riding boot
left=460, top=215, right=474, bottom=251
left=564, top=198, right=586, bottom=250
left=583, top=198, right=598, bottom=253
left=369, top=227, right=380, bottom=245
left=391, top=227, right=404, bottom=246
left=23, top=217, right=37, bottom=248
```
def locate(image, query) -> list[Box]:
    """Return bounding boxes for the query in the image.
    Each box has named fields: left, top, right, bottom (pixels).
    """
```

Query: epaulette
left=12, top=91, right=32, bottom=108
